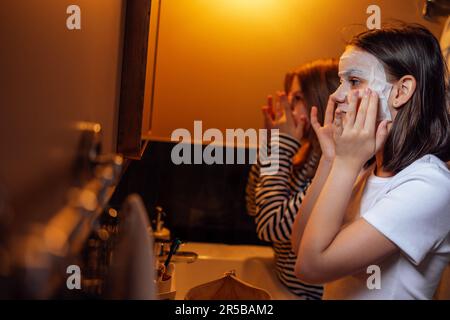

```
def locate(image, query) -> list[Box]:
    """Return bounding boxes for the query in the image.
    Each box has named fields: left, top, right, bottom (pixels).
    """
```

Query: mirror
left=140, top=0, right=443, bottom=145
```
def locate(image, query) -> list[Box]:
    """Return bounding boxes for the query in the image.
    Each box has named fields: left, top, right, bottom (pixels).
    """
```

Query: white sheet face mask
left=334, top=47, right=393, bottom=121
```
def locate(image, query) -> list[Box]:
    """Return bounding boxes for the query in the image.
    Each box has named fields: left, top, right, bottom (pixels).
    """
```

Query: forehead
left=338, top=46, right=378, bottom=76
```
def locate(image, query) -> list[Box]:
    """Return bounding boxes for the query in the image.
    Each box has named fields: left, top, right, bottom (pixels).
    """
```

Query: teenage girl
left=291, top=24, right=450, bottom=300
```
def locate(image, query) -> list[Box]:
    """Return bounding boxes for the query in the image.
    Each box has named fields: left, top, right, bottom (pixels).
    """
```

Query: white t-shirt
left=323, top=154, right=450, bottom=300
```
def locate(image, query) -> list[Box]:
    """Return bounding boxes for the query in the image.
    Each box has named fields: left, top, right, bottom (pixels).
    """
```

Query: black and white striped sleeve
left=254, top=133, right=310, bottom=243
left=245, top=161, right=260, bottom=217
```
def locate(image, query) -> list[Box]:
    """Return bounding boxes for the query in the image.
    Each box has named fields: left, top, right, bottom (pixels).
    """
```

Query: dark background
left=110, top=141, right=265, bottom=245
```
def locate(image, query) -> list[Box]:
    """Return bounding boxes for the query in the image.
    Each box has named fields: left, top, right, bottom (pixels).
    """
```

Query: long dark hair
left=350, top=24, right=450, bottom=173
left=284, top=59, right=339, bottom=163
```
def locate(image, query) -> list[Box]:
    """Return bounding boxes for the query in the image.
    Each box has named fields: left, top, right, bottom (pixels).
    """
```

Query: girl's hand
left=310, top=97, right=337, bottom=162
left=262, top=92, right=306, bottom=142
left=334, top=89, right=390, bottom=170
left=262, top=95, right=275, bottom=130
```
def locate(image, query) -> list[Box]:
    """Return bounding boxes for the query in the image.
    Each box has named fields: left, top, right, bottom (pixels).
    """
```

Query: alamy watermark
left=66, top=5, right=81, bottom=30
left=367, top=265, right=381, bottom=290
left=170, top=121, right=280, bottom=175
left=66, top=265, right=81, bottom=290
left=367, top=5, right=381, bottom=30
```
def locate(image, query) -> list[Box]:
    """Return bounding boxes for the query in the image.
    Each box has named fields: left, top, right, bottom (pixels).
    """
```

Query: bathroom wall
left=0, top=0, right=125, bottom=232
left=147, top=0, right=444, bottom=141
left=110, top=141, right=263, bottom=245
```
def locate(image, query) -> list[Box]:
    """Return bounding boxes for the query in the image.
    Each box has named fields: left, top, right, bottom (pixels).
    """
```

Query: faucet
left=150, top=206, right=197, bottom=264
left=151, top=206, right=171, bottom=260
left=169, top=248, right=198, bottom=264
left=153, top=206, right=171, bottom=241
left=154, top=206, right=164, bottom=232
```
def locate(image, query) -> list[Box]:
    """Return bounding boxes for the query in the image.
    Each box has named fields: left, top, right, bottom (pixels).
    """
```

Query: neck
left=375, top=149, right=394, bottom=177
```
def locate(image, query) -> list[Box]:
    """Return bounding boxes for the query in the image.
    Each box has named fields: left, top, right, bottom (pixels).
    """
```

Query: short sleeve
left=362, top=165, right=450, bottom=266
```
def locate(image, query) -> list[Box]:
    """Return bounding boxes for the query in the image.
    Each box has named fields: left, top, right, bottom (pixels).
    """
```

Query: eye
left=349, top=77, right=361, bottom=87
left=290, top=93, right=303, bottom=103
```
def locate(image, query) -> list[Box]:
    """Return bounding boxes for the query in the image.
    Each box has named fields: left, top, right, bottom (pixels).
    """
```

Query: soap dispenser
left=153, top=206, right=171, bottom=241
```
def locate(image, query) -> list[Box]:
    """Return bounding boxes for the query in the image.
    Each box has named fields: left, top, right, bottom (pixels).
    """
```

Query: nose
left=330, top=85, right=348, bottom=105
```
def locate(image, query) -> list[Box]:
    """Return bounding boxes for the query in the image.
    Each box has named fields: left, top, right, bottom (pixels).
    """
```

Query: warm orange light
left=108, top=208, right=118, bottom=218
left=149, top=0, right=438, bottom=141
left=215, top=0, right=279, bottom=15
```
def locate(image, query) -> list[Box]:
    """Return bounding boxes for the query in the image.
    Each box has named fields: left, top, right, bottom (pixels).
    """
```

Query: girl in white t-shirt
left=291, top=24, right=450, bottom=299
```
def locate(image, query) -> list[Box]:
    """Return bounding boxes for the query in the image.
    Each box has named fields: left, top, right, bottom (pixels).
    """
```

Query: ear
left=391, top=75, right=416, bottom=109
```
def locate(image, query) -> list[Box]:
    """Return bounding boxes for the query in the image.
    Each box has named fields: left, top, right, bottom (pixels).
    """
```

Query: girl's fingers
left=262, top=106, right=273, bottom=128
left=267, top=95, right=274, bottom=120
left=365, top=91, right=380, bottom=132
left=344, top=90, right=359, bottom=129
left=267, top=95, right=273, bottom=108
left=324, top=96, right=336, bottom=126
left=375, top=119, right=390, bottom=152
left=274, top=92, right=284, bottom=120
left=333, top=109, right=344, bottom=137
left=278, top=91, right=294, bottom=126
left=278, top=92, right=291, bottom=112
left=279, top=92, right=293, bottom=120
left=310, top=106, right=321, bottom=134
left=354, top=88, right=371, bottom=129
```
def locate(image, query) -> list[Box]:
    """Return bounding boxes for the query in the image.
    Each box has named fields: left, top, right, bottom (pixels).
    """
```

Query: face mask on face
left=335, top=48, right=393, bottom=121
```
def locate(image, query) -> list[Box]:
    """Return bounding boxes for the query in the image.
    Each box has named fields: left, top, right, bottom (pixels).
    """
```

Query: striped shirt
left=245, top=133, right=323, bottom=300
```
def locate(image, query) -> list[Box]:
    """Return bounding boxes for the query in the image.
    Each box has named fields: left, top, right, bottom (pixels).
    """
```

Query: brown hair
left=350, top=24, right=450, bottom=173
left=284, top=59, right=339, bottom=170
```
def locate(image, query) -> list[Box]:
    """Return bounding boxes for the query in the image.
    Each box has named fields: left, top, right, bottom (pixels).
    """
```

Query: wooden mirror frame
left=117, top=0, right=160, bottom=159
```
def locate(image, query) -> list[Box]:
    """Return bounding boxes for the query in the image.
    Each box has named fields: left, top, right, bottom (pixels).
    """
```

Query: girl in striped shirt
left=246, top=59, right=339, bottom=300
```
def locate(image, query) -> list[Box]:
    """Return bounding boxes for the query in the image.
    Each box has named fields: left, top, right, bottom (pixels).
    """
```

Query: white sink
left=174, top=242, right=301, bottom=300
